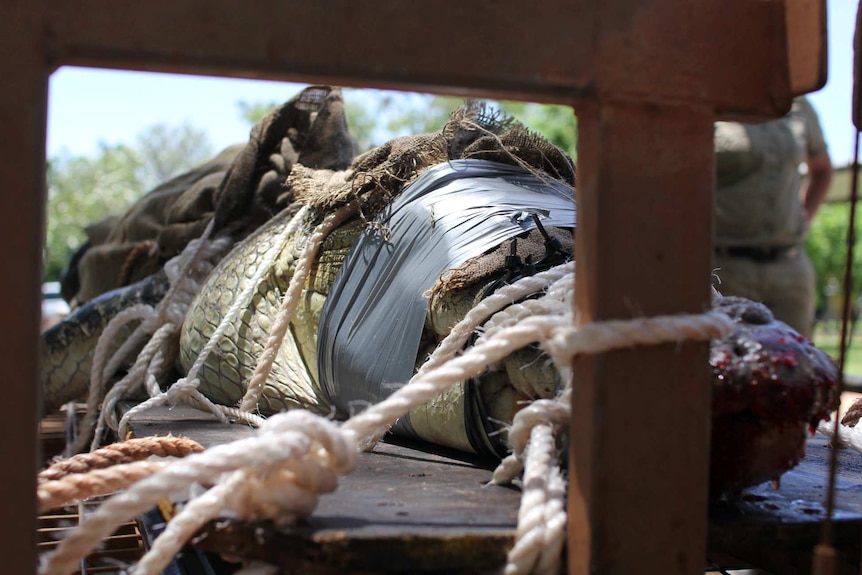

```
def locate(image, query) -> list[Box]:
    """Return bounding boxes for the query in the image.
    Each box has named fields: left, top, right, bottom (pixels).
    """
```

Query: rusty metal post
left=569, top=98, right=715, bottom=575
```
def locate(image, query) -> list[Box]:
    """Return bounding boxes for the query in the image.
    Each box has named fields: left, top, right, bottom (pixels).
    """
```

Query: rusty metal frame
left=1, top=1, right=823, bottom=573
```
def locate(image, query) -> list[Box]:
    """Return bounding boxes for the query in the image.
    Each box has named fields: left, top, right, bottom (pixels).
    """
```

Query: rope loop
left=165, top=377, right=200, bottom=405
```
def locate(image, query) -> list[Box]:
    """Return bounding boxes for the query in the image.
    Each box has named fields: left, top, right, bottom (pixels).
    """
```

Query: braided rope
left=182, top=206, right=310, bottom=405
left=40, top=305, right=733, bottom=575
left=38, top=460, right=168, bottom=513
left=70, top=304, right=158, bottom=455
left=115, top=378, right=230, bottom=440
left=358, top=264, right=573, bottom=448
left=99, top=322, right=178, bottom=433
left=492, top=391, right=572, bottom=486
left=41, top=436, right=204, bottom=482
left=76, top=225, right=233, bottom=452
left=39, top=411, right=355, bottom=575
left=156, top=221, right=220, bottom=325
left=534, top=467, right=567, bottom=575
left=415, top=263, right=573, bottom=380
left=43, top=246, right=740, bottom=575
left=503, top=423, right=566, bottom=575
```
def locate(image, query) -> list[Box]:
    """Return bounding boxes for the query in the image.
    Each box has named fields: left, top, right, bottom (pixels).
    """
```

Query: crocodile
left=41, top=109, right=578, bottom=458
left=40, top=101, right=838, bottom=491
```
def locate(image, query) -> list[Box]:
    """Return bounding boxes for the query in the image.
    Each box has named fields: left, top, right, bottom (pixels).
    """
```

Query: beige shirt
left=714, top=96, right=827, bottom=248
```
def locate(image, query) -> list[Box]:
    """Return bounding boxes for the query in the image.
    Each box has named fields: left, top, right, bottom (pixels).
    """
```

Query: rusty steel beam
left=43, top=0, right=791, bottom=116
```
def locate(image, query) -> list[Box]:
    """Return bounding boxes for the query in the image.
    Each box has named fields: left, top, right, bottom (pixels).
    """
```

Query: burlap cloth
left=62, top=88, right=575, bottom=308
left=62, top=86, right=355, bottom=305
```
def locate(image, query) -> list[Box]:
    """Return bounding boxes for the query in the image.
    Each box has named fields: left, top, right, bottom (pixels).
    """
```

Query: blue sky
left=48, top=0, right=857, bottom=168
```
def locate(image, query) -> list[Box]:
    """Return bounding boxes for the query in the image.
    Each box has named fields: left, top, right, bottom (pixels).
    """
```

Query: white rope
left=415, top=262, right=573, bottom=380
left=100, top=322, right=178, bottom=432
left=69, top=304, right=157, bottom=455
left=74, top=222, right=234, bottom=451
left=818, top=415, right=862, bottom=453
left=182, top=206, right=310, bottom=405
left=503, top=423, right=566, bottom=575
left=543, top=311, right=735, bottom=369
left=40, top=304, right=727, bottom=575
left=492, top=390, right=572, bottom=486
left=240, top=201, right=358, bottom=411
left=357, top=263, right=574, bottom=449
left=93, top=207, right=308, bottom=447
left=43, top=256, right=738, bottom=575
left=491, top=311, right=733, bottom=575
left=40, top=410, right=355, bottom=575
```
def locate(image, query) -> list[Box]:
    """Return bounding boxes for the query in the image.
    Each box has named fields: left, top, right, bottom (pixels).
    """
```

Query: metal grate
left=39, top=404, right=146, bottom=574
left=37, top=498, right=146, bottom=574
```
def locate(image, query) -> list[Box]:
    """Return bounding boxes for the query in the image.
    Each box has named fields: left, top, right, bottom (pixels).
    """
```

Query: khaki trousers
left=713, top=247, right=816, bottom=338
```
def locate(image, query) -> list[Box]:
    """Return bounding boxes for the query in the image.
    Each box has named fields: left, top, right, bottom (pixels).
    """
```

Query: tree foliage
left=44, top=123, right=212, bottom=281
left=134, top=123, right=213, bottom=190
left=805, top=202, right=862, bottom=311
left=236, top=91, right=578, bottom=157
left=45, top=92, right=577, bottom=282
left=497, top=102, right=577, bottom=159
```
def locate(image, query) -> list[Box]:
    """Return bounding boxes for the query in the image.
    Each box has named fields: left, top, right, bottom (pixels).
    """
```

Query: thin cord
left=820, top=34, right=862, bottom=552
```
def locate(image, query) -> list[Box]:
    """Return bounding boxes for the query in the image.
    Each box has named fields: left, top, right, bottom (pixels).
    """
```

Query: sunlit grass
left=812, top=325, right=862, bottom=376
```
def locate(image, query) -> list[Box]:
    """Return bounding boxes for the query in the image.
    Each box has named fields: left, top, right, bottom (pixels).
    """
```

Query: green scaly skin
left=42, top=204, right=561, bottom=457
left=40, top=271, right=169, bottom=414
left=178, top=207, right=364, bottom=414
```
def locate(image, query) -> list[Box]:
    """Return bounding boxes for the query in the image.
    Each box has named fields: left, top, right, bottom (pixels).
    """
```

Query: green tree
left=805, top=202, right=862, bottom=313
left=44, top=123, right=213, bottom=281
left=238, top=91, right=577, bottom=158
left=375, top=93, right=461, bottom=137
left=498, top=102, right=577, bottom=159
left=236, top=100, right=276, bottom=125
left=134, top=123, right=213, bottom=190
left=45, top=144, right=144, bottom=280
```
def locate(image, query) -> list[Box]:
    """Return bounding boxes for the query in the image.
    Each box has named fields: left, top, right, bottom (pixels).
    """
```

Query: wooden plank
left=125, top=402, right=256, bottom=448
left=785, top=0, right=828, bottom=96
left=593, top=0, right=792, bottom=117
left=569, top=98, right=715, bottom=575
left=0, top=1, right=47, bottom=573
left=42, top=0, right=790, bottom=116
left=128, top=404, right=519, bottom=573
left=2, top=1, right=825, bottom=573
left=126, top=405, right=862, bottom=573
left=709, top=437, right=862, bottom=575
left=196, top=440, right=520, bottom=574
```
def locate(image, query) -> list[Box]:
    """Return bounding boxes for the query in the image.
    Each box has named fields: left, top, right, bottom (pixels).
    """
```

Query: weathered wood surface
left=128, top=405, right=862, bottom=574
left=128, top=404, right=519, bottom=573
left=570, top=100, right=716, bottom=575
left=709, top=435, right=862, bottom=575
left=40, top=0, right=797, bottom=116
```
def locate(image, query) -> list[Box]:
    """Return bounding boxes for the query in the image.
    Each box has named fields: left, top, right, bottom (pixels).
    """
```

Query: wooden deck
left=124, top=404, right=862, bottom=574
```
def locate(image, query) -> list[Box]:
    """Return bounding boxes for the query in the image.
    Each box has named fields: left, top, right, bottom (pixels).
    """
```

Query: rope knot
left=219, top=411, right=358, bottom=526
left=165, top=378, right=199, bottom=405
left=507, top=397, right=571, bottom=457
left=261, top=411, right=358, bottom=474
left=223, top=468, right=326, bottom=526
